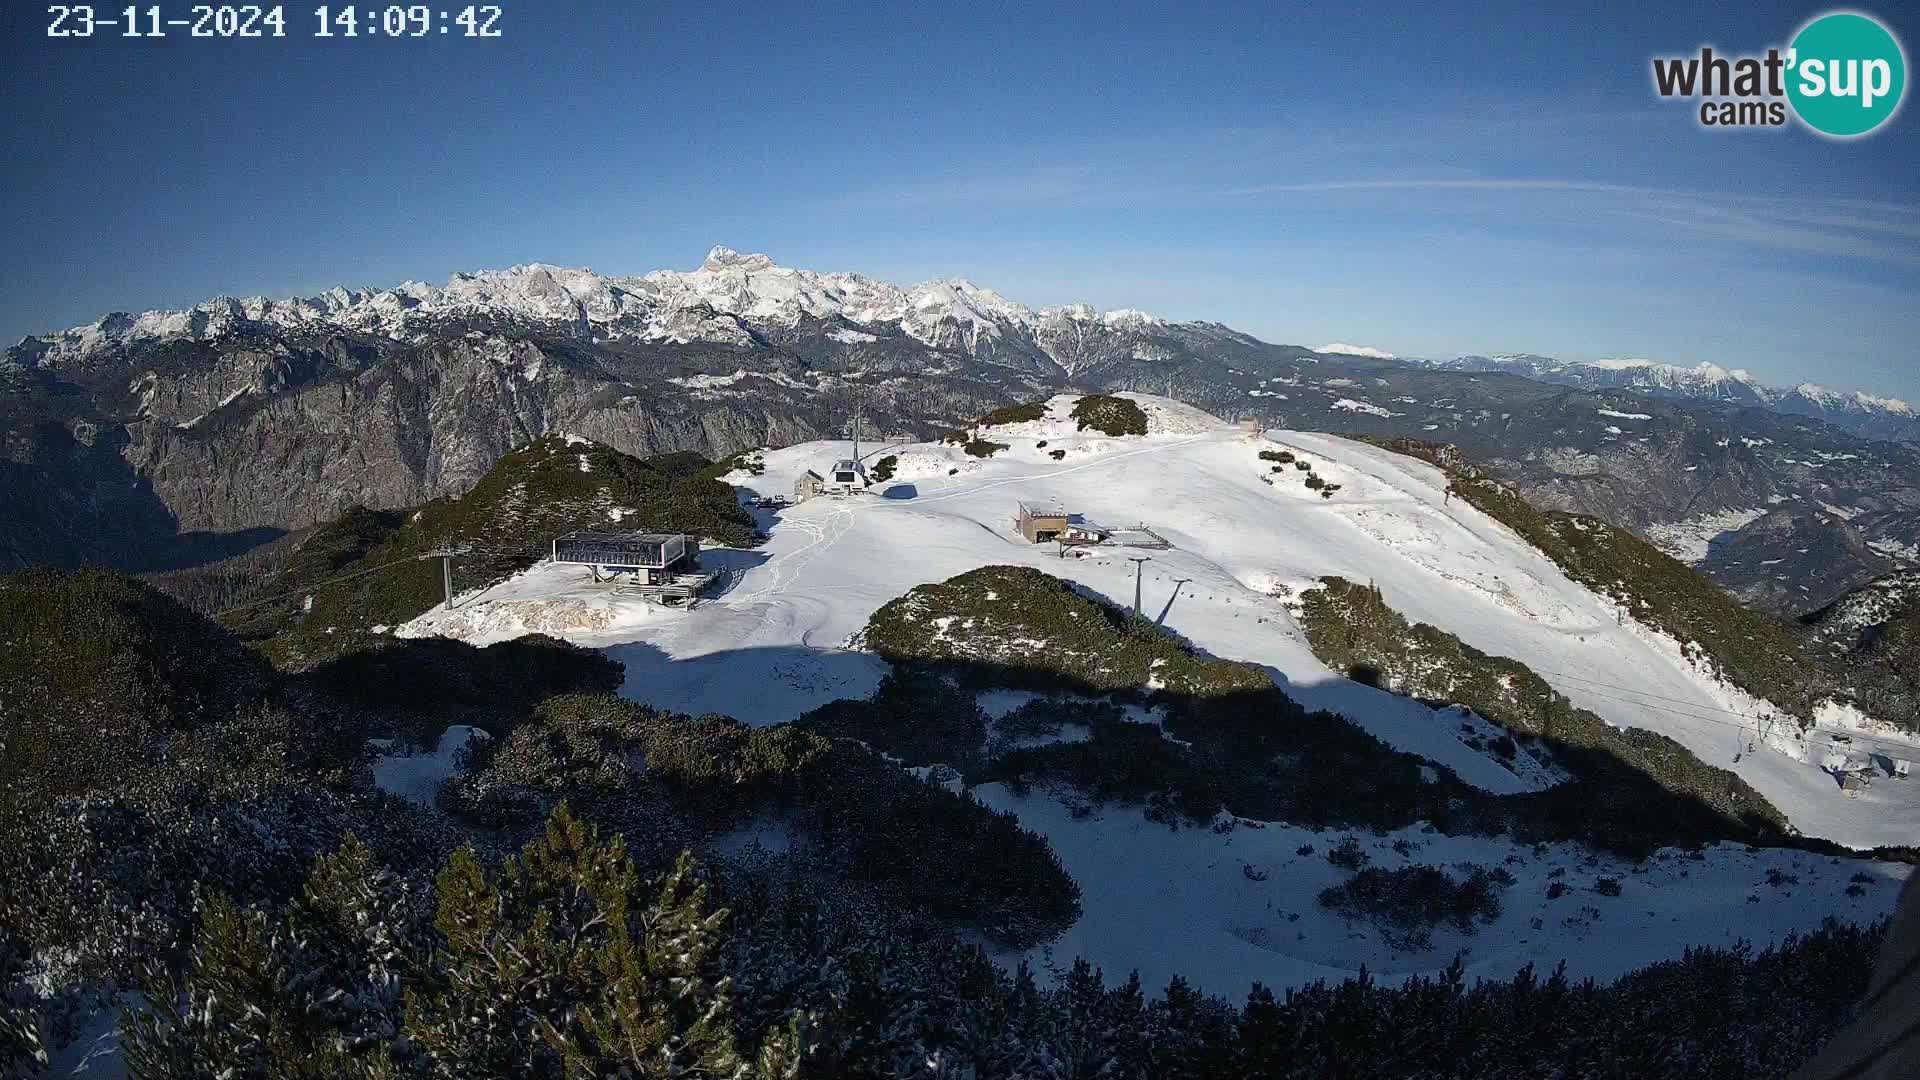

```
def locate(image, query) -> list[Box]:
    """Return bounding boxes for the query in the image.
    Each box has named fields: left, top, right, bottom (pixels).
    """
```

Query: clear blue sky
left=3, top=1, right=1916, bottom=398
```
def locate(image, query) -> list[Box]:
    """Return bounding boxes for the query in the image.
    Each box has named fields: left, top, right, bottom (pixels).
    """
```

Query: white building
left=824, top=458, right=866, bottom=495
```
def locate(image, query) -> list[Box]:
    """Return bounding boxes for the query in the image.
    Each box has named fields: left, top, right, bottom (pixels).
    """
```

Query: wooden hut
left=1015, top=500, right=1071, bottom=544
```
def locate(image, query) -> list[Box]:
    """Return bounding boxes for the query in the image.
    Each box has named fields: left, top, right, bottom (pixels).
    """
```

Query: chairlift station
left=550, top=531, right=717, bottom=604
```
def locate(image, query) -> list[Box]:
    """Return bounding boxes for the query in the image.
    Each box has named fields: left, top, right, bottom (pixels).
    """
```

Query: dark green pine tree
left=119, top=836, right=413, bottom=1080
left=403, top=803, right=751, bottom=1078
left=1145, top=974, right=1239, bottom=1080
left=1052, top=958, right=1112, bottom=1078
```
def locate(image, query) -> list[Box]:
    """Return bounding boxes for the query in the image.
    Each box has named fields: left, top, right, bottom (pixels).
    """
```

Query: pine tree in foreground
left=403, top=804, right=758, bottom=1078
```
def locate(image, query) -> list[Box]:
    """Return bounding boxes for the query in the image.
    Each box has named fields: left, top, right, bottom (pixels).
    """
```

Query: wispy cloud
left=1221, top=177, right=1920, bottom=267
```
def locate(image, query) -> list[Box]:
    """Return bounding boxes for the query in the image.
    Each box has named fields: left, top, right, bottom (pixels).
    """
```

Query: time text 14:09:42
left=47, top=6, right=503, bottom=38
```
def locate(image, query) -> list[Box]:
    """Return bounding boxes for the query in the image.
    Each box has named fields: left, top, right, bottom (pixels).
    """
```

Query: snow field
left=391, top=392, right=1917, bottom=993
left=403, top=393, right=1919, bottom=845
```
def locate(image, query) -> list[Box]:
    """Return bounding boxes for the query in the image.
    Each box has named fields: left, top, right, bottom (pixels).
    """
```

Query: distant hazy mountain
left=1412, top=354, right=1918, bottom=443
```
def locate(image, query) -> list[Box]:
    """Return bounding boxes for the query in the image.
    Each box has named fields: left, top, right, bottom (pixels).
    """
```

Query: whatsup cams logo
left=1651, top=10, right=1907, bottom=137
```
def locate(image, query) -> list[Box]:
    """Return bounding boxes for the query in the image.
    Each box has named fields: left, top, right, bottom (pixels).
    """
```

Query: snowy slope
left=971, top=788, right=1906, bottom=997
left=403, top=392, right=1918, bottom=850
left=396, top=391, right=1915, bottom=996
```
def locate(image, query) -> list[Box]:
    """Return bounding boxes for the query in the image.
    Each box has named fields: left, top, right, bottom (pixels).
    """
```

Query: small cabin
left=1016, top=500, right=1071, bottom=544
left=794, top=470, right=825, bottom=503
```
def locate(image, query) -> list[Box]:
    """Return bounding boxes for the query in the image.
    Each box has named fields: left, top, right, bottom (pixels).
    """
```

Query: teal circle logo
left=1787, top=12, right=1907, bottom=137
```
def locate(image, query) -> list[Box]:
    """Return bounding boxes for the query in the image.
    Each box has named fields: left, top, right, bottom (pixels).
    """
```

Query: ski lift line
left=213, top=553, right=437, bottom=617
left=1538, top=670, right=1781, bottom=722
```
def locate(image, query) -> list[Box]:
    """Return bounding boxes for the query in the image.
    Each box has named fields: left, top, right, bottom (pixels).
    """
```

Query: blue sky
left=2, top=1, right=1916, bottom=398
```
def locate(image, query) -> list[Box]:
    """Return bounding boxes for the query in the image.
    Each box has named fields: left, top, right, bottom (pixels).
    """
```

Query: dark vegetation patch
left=962, top=437, right=1010, bottom=458
left=704, top=448, right=766, bottom=478
left=1070, top=393, right=1150, bottom=436
left=868, top=453, right=898, bottom=483
left=1327, top=835, right=1371, bottom=870
left=0, top=568, right=277, bottom=809
left=799, top=672, right=987, bottom=770
left=977, top=399, right=1051, bottom=427
left=138, top=527, right=311, bottom=617
left=862, top=565, right=1271, bottom=698
left=1318, top=864, right=1513, bottom=950
left=447, top=694, right=1079, bottom=943
left=220, top=435, right=755, bottom=667
left=290, top=634, right=624, bottom=748
left=1298, top=576, right=1790, bottom=846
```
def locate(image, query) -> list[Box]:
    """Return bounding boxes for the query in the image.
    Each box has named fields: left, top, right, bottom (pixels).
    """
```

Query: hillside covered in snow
left=8, top=392, right=1917, bottom=1077
left=389, top=392, right=1915, bottom=997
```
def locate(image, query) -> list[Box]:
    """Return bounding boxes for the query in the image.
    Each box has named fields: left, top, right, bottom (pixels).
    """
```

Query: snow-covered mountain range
left=13, top=246, right=1194, bottom=376
left=1418, top=354, right=1917, bottom=441
left=17, top=248, right=1913, bottom=442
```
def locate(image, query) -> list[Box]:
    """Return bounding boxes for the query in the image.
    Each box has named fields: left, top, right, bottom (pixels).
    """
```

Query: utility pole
left=1128, top=556, right=1152, bottom=619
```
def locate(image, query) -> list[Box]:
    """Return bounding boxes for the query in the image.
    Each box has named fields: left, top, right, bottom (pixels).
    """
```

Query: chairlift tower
left=1128, top=555, right=1152, bottom=618
left=417, top=542, right=473, bottom=610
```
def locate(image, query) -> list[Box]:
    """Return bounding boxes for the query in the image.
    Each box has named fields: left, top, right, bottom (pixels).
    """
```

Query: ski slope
left=405, top=393, right=1918, bottom=850
left=396, top=392, right=1918, bottom=995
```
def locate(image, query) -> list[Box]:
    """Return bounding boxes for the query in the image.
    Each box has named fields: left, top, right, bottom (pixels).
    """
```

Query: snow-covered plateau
left=394, top=392, right=1914, bottom=995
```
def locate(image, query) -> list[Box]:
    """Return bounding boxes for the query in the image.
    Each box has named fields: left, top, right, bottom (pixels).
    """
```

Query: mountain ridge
left=1415, top=353, right=1916, bottom=442
left=13, top=249, right=1913, bottom=441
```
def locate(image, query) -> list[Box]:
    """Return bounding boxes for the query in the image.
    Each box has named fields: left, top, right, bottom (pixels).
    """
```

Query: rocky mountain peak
left=700, top=246, right=777, bottom=273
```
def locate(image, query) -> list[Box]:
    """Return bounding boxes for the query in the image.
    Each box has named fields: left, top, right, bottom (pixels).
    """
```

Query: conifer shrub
left=1070, top=394, right=1150, bottom=436
left=121, top=808, right=800, bottom=1079
left=869, top=454, right=898, bottom=483
left=978, top=400, right=1051, bottom=427
left=294, top=633, right=622, bottom=738
left=1318, top=864, right=1511, bottom=950
left=963, top=437, right=1010, bottom=458
left=800, top=672, right=987, bottom=769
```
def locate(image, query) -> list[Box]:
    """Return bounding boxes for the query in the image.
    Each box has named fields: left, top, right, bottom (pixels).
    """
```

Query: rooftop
left=555, top=531, right=689, bottom=544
